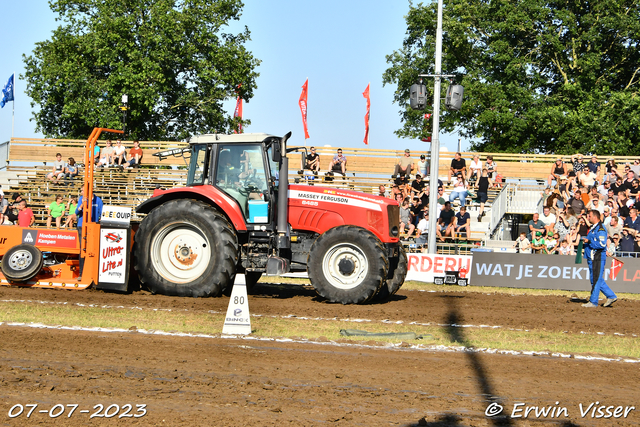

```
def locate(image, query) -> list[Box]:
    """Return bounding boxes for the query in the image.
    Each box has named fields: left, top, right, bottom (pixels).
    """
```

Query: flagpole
left=11, top=72, right=15, bottom=138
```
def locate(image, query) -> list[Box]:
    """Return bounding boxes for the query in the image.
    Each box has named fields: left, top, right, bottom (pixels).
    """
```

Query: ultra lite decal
left=289, top=189, right=382, bottom=211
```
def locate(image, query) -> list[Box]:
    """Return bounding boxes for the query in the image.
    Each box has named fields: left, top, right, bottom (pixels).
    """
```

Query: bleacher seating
left=6, top=137, right=638, bottom=241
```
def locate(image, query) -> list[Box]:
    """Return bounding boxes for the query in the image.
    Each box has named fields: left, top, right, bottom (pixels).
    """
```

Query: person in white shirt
left=587, top=197, right=604, bottom=215
left=469, top=154, right=482, bottom=182
left=417, top=154, right=428, bottom=177
left=416, top=211, right=429, bottom=247
left=540, top=206, right=556, bottom=234
left=513, top=232, right=531, bottom=253
left=113, top=139, right=127, bottom=166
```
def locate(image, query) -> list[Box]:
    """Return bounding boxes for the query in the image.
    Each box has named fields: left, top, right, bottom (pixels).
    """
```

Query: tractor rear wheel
left=308, top=226, right=387, bottom=304
left=133, top=199, right=238, bottom=297
left=1, top=244, right=44, bottom=282
left=375, top=245, right=408, bottom=301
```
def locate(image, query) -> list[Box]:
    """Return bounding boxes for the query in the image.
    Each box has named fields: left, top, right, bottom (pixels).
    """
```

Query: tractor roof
left=188, top=133, right=274, bottom=145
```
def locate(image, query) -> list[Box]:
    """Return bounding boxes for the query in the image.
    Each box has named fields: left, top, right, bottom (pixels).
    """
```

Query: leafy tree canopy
left=23, top=0, right=260, bottom=140
left=383, top=0, right=640, bottom=155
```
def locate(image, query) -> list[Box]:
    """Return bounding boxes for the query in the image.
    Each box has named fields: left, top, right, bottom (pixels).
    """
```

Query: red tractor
left=134, top=132, right=407, bottom=304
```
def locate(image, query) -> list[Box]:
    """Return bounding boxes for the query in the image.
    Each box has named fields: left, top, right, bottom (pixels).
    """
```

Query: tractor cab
left=185, top=133, right=283, bottom=227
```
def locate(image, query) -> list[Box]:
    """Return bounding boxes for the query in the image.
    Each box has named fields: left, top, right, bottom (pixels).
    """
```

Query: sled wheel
left=1, top=244, right=44, bottom=282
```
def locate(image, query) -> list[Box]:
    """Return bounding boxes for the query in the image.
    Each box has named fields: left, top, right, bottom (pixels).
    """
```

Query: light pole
left=120, top=94, right=129, bottom=136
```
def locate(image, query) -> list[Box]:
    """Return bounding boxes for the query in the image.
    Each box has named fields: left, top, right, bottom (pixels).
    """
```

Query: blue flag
left=1, top=74, right=14, bottom=108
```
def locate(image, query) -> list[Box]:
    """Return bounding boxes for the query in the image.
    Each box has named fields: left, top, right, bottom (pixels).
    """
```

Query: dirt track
left=1, top=284, right=640, bottom=426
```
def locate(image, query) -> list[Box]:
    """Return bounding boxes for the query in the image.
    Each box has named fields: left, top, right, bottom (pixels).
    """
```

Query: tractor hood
left=287, top=184, right=400, bottom=243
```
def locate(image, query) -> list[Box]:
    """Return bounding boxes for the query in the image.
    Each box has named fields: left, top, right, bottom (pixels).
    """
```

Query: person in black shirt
left=305, top=147, right=320, bottom=174
left=475, top=168, right=492, bottom=221
left=437, top=201, right=455, bottom=241
left=411, top=174, right=426, bottom=199
left=447, top=152, right=466, bottom=183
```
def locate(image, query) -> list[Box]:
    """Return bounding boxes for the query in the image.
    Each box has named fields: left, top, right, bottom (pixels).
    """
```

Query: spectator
left=304, top=146, right=320, bottom=175
left=540, top=206, right=556, bottom=234
left=92, top=141, right=101, bottom=165
left=611, top=176, right=624, bottom=195
left=76, top=193, right=104, bottom=228
left=597, top=180, right=611, bottom=201
left=605, top=158, right=617, bottom=174
left=17, top=200, right=35, bottom=227
left=554, top=209, right=572, bottom=240
left=513, top=232, right=531, bottom=253
left=547, top=158, right=567, bottom=187
left=579, top=168, right=597, bottom=188
left=449, top=173, right=468, bottom=207
left=586, top=155, right=601, bottom=177
left=618, top=228, right=636, bottom=255
left=606, top=215, right=623, bottom=238
left=4, top=193, right=23, bottom=224
left=454, top=206, right=471, bottom=239
left=624, top=207, right=640, bottom=233
left=587, top=196, right=604, bottom=214
left=417, top=154, right=429, bottom=177
left=627, top=179, right=639, bottom=202
left=531, top=231, right=546, bottom=254
left=113, top=139, right=127, bottom=166
left=558, top=238, right=574, bottom=255
left=410, top=174, right=426, bottom=201
left=571, top=154, right=586, bottom=176
left=437, top=201, right=455, bottom=242
left=617, top=191, right=631, bottom=219
left=99, top=140, right=115, bottom=167
left=447, top=152, right=466, bottom=183
left=64, top=157, right=79, bottom=186
left=469, top=154, right=482, bottom=182
left=546, top=188, right=564, bottom=213
left=416, top=212, right=429, bottom=247
left=527, top=212, right=545, bottom=240
left=63, top=197, right=78, bottom=228
left=602, top=207, right=612, bottom=226
left=399, top=198, right=415, bottom=238
left=392, top=149, right=415, bottom=182
left=46, top=195, right=66, bottom=228
left=566, top=224, right=582, bottom=252
left=577, top=215, right=589, bottom=236
left=329, top=148, right=347, bottom=176
left=568, top=189, right=585, bottom=213
left=389, top=184, right=401, bottom=200
left=544, top=231, right=559, bottom=254
left=0, top=193, right=7, bottom=224
left=485, top=155, right=498, bottom=179
left=377, top=185, right=389, bottom=198
left=125, top=140, right=144, bottom=169
left=476, top=168, right=492, bottom=221
left=46, top=153, right=66, bottom=184
left=631, top=159, right=640, bottom=179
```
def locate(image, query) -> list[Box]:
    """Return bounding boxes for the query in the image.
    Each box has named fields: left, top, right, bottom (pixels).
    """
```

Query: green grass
left=1, top=301, right=638, bottom=359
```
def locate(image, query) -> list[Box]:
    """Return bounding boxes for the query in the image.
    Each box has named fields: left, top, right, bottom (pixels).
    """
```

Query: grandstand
left=3, top=136, right=638, bottom=254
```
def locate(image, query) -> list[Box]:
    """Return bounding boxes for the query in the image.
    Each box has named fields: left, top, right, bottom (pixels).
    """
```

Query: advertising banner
left=98, top=227, right=130, bottom=290
left=406, top=253, right=472, bottom=283
left=472, top=252, right=640, bottom=293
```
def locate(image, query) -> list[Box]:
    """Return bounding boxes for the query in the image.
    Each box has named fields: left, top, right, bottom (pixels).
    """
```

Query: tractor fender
left=136, top=186, right=248, bottom=232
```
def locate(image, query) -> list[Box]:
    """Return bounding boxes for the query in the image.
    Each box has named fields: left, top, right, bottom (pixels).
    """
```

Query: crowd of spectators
left=528, top=154, right=640, bottom=256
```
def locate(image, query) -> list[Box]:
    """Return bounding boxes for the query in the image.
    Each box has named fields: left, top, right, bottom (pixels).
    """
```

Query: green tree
left=383, top=0, right=640, bottom=155
left=23, top=0, right=260, bottom=140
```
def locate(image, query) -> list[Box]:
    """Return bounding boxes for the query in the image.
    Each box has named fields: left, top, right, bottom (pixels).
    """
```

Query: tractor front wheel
left=133, top=199, right=238, bottom=297
left=308, top=226, right=388, bottom=304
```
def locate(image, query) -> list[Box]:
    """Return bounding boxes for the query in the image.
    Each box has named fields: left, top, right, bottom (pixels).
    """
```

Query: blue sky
left=0, top=0, right=467, bottom=153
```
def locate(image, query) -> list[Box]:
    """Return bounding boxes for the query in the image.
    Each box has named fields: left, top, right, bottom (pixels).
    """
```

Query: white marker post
left=222, top=281, right=251, bottom=335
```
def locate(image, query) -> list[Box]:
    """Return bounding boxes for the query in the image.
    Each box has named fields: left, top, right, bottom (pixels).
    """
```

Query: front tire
left=133, top=199, right=238, bottom=297
left=375, top=246, right=408, bottom=300
left=308, top=226, right=388, bottom=304
left=1, top=244, right=44, bottom=282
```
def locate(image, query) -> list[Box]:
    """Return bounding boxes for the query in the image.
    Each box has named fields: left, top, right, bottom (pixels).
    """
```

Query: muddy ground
left=1, top=283, right=639, bottom=426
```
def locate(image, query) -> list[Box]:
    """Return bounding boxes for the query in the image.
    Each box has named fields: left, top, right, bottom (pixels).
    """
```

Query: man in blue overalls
left=582, top=209, right=617, bottom=307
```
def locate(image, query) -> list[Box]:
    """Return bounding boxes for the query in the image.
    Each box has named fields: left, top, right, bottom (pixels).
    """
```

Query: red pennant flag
left=610, top=258, right=624, bottom=280
left=233, top=84, right=243, bottom=134
left=363, top=83, right=370, bottom=145
left=424, top=113, right=432, bottom=120
left=299, top=79, right=310, bottom=139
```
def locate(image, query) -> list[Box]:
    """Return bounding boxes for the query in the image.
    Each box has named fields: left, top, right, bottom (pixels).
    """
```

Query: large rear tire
left=375, top=245, right=408, bottom=301
left=1, top=244, right=44, bottom=282
left=133, top=199, right=238, bottom=297
left=308, top=226, right=387, bottom=304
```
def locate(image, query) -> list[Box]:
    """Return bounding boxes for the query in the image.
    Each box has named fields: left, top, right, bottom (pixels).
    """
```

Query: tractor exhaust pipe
left=267, top=131, right=292, bottom=276
left=276, top=132, right=291, bottom=248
